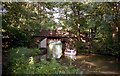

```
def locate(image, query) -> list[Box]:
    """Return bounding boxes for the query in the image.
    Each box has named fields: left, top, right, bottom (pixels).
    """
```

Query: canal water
left=59, top=53, right=120, bottom=74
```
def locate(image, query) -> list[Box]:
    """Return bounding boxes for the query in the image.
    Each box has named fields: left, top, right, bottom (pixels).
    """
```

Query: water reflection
left=64, top=55, right=76, bottom=61
left=60, top=53, right=120, bottom=74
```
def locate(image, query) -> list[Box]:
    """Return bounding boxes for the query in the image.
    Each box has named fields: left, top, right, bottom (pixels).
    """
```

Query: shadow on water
left=59, top=53, right=120, bottom=74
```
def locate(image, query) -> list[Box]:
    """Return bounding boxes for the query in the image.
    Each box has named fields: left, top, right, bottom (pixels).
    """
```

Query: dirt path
left=59, top=53, right=120, bottom=74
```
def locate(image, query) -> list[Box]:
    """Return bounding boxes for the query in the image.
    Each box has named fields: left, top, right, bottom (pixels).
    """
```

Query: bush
left=8, top=47, right=40, bottom=59
left=35, top=58, right=80, bottom=74
left=6, top=47, right=80, bottom=74
left=6, top=47, right=40, bottom=74
left=75, top=42, right=86, bottom=52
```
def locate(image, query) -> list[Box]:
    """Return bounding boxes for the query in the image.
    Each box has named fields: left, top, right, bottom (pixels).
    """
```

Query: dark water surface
left=59, top=53, right=120, bottom=74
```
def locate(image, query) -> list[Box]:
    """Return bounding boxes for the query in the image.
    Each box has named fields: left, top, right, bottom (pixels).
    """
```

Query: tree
left=2, top=2, right=57, bottom=48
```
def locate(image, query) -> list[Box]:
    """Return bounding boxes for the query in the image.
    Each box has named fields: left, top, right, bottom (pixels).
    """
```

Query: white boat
left=64, top=49, right=77, bottom=60
left=64, top=49, right=77, bottom=56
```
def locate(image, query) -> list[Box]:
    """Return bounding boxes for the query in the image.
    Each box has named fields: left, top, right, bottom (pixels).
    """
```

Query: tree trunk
left=38, top=2, right=42, bottom=31
left=117, top=2, right=120, bottom=62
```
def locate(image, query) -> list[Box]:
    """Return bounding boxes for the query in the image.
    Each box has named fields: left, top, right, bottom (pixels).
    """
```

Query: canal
left=59, top=53, right=120, bottom=74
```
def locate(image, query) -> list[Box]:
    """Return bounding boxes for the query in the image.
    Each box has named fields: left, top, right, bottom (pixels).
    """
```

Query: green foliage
left=6, top=47, right=80, bottom=74
left=2, top=2, right=58, bottom=49
left=2, top=2, right=120, bottom=56
left=7, top=47, right=35, bottom=74
left=8, top=47, right=40, bottom=58
left=35, top=58, right=80, bottom=74
left=75, top=42, right=86, bottom=52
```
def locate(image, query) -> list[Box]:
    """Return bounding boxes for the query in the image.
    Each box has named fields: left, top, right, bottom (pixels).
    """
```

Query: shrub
left=35, top=58, right=80, bottom=74
left=6, top=47, right=40, bottom=74
left=6, top=47, right=81, bottom=74
left=75, top=42, right=86, bottom=52
left=7, top=47, right=40, bottom=61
